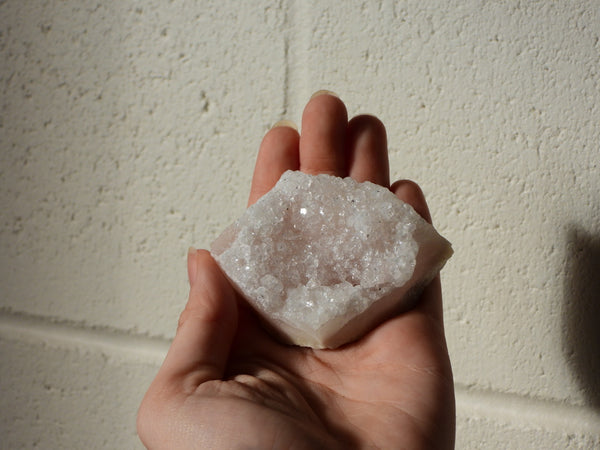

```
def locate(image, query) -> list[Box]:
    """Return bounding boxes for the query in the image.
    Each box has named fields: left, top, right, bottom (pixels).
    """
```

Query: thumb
left=153, top=248, right=238, bottom=392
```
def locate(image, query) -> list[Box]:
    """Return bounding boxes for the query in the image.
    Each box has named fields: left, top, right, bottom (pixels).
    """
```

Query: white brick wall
left=1, top=0, right=599, bottom=447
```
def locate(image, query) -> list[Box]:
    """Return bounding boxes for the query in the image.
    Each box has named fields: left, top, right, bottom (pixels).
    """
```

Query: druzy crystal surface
left=211, top=170, right=453, bottom=348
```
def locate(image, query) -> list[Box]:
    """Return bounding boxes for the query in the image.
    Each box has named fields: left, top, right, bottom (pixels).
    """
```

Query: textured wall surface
left=1, top=0, right=599, bottom=448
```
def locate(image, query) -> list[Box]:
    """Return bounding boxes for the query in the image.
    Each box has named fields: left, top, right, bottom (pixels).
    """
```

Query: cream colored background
left=1, top=1, right=599, bottom=448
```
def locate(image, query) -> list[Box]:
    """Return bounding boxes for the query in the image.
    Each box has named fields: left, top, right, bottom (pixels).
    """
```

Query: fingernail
left=187, top=247, right=198, bottom=286
left=271, top=119, right=298, bottom=131
left=310, top=89, right=339, bottom=99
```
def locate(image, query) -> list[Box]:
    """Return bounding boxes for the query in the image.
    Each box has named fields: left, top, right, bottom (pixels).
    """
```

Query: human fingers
left=391, top=179, right=433, bottom=224
left=347, top=115, right=390, bottom=186
left=152, top=249, right=239, bottom=393
left=248, top=121, right=300, bottom=206
left=299, top=91, right=348, bottom=176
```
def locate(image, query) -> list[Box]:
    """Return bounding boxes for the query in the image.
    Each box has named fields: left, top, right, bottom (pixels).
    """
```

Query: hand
left=137, top=92, right=455, bottom=449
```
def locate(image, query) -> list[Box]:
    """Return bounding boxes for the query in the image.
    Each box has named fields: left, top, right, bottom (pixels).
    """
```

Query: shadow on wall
left=563, top=226, right=600, bottom=410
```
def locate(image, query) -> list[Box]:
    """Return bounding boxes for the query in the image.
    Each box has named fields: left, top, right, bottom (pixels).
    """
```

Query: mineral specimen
left=211, top=170, right=453, bottom=349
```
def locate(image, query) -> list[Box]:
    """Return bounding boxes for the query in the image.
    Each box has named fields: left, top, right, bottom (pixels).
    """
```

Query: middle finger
left=299, top=91, right=348, bottom=177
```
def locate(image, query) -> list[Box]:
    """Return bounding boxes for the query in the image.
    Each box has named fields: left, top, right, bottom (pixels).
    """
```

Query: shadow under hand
left=563, top=226, right=600, bottom=410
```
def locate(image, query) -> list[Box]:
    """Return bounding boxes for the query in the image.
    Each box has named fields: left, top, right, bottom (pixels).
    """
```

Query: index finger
left=248, top=121, right=300, bottom=206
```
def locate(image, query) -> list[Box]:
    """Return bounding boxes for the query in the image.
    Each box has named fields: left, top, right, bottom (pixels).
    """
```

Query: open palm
left=138, top=92, right=455, bottom=449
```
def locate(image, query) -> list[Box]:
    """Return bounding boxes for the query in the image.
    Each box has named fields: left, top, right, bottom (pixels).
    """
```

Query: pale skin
left=137, top=92, right=455, bottom=449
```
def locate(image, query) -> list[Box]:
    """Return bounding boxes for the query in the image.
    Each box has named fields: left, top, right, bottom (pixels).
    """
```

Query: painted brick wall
left=1, top=1, right=599, bottom=448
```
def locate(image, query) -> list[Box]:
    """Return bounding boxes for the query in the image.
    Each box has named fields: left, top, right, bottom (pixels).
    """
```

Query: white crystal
left=211, top=170, right=453, bottom=349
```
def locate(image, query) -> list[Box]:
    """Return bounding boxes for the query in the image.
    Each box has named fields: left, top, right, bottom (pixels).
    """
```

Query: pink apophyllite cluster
left=211, top=171, right=453, bottom=349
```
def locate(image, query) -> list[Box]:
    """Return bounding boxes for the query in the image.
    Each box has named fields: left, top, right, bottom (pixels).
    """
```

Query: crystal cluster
left=211, top=170, right=453, bottom=348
